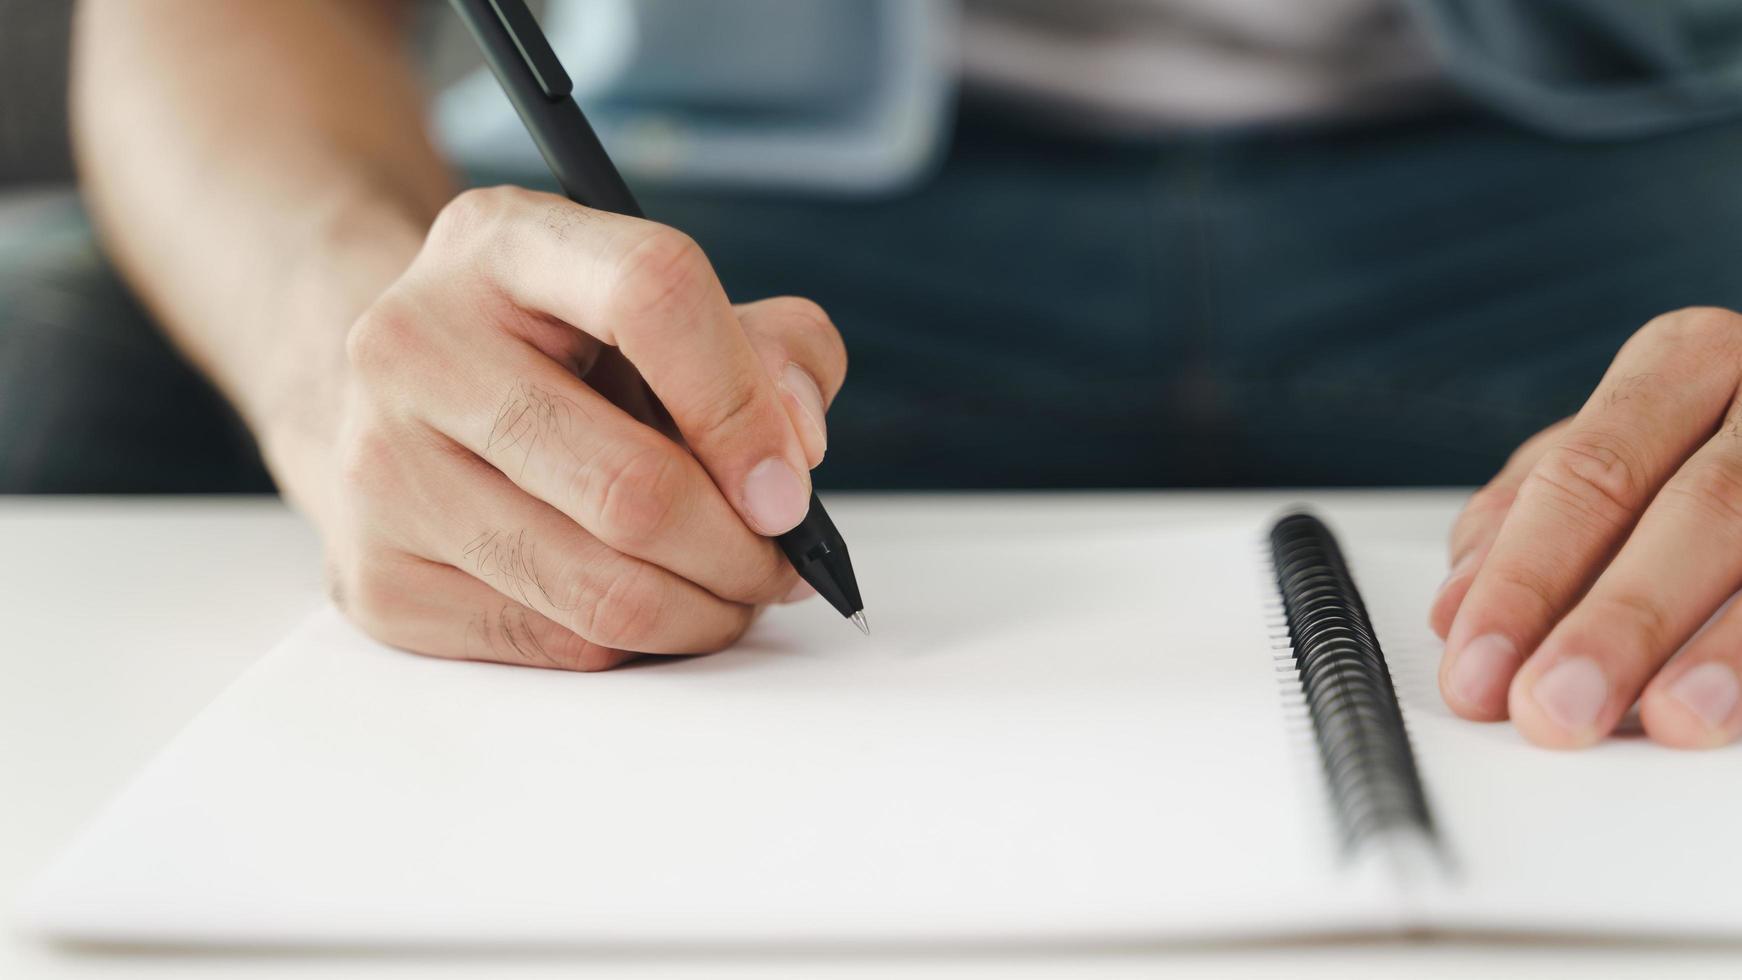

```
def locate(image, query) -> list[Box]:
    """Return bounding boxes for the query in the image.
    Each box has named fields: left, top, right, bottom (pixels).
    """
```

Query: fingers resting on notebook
left=321, top=187, right=846, bottom=669
left=1434, top=306, right=1742, bottom=749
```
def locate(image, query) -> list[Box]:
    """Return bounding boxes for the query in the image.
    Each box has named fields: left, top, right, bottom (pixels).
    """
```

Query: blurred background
left=0, top=2, right=73, bottom=187
left=5, top=1, right=1742, bottom=494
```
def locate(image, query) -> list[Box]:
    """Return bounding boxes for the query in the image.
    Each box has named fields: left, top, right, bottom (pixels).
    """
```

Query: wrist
left=247, top=183, right=433, bottom=523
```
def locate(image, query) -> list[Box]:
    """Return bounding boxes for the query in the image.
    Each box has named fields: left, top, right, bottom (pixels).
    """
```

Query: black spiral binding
left=1268, top=512, right=1435, bottom=851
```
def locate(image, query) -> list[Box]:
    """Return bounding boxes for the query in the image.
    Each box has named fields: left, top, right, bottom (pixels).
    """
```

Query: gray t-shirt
left=961, top=0, right=1441, bottom=128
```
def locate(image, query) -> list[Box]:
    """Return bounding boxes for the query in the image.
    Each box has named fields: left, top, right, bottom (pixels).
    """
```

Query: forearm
left=70, top=0, right=458, bottom=521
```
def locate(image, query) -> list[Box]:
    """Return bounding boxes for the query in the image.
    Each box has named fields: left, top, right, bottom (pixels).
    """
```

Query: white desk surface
left=3, top=492, right=1739, bottom=980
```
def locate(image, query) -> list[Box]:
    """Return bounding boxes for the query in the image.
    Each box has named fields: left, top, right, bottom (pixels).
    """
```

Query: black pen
left=450, top=0, right=866, bottom=634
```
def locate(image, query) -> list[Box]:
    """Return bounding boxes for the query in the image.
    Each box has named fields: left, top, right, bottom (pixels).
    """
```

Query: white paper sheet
left=23, top=522, right=1393, bottom=948
left=1349, top=542, right=1742, bottom=938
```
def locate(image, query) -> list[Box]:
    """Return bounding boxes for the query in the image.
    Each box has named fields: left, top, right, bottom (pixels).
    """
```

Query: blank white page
left=1352, top=543, right=1742, bottom=938
left=23, top=522, right=1391, bottom=948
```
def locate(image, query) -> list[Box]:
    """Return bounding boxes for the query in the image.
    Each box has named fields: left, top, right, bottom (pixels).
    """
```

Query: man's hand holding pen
left=322, top=186, right=846, bottom=670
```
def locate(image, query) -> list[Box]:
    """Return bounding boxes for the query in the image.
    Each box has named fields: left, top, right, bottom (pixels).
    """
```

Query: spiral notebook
left=23, top=511, right=1742, bottom=947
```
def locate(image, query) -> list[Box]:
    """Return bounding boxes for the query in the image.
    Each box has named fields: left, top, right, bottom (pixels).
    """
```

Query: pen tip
left=850, top=611, right=870, bottom=637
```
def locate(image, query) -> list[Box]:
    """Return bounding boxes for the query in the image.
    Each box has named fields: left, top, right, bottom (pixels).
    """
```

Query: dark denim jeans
left=6, top=106, right=1742, bottom=492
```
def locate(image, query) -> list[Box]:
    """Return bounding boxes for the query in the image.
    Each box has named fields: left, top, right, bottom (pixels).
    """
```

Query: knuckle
left=1486, top=562, right=1563, bottom=627
left=585, top=443, right=687, bottom=549
left=482, top=603, right=558, bottom=668
left=545, top=555, right=603, bottom=622
left=704, top=604, right=758, bottom=654
left=818, top=327, right=849, bottom=390
left=717, top=542, right=797, bottom=606
left=769, top=295, right=834, bottom=336
left=563, top=637, right=627, bottom=672
left=582, top=565, right=665, bottom=650
left=1663, top=452, right=1742, bottom=527
left=1641, top=306, right=1742, bottom=355
left=1586, top=591, right=1673, bottom=660
left=336, top=424, right=399, bottom=500
left=530, top=623, right=620, bottom=672
left=686, top=375, right=763, bottom=447
left=770, top=296, right=848, bottom=386
left=747, top=553, right=801, bottom=606
left=608, top=226, right=710, bottom=324
left=427, top=186, right=516, bottom=251
left=1527, top=432, right=1650, bottom=526
left=345, top=299, right=419, bottom=380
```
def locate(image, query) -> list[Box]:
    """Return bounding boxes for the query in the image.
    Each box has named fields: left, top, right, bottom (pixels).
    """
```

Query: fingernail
left=780, top=363, right=828, bottom=454
left=782, top=579, right=817, bottom=604
left=742, top=457, right=809, bottom=535
left=1532, top=657, right=1609, bottom=733
left=1450, top=633, right=1519, bottom=711
left=1668, top=662, right=1741, bottom=731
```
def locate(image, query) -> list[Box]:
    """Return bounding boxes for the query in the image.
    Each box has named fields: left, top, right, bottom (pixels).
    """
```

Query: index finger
left=434, top=187, right=813, bottom=536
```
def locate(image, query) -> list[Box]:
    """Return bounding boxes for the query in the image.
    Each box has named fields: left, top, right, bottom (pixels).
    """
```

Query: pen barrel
left=778, top=494, right=864, bottom=619
left=529, top=101, right=645, bottom=218
left=449, top=0, right=644, bottom=217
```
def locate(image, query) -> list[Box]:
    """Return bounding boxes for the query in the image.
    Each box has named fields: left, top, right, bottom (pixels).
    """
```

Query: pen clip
left=484, top=0, right=573, bottom=100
